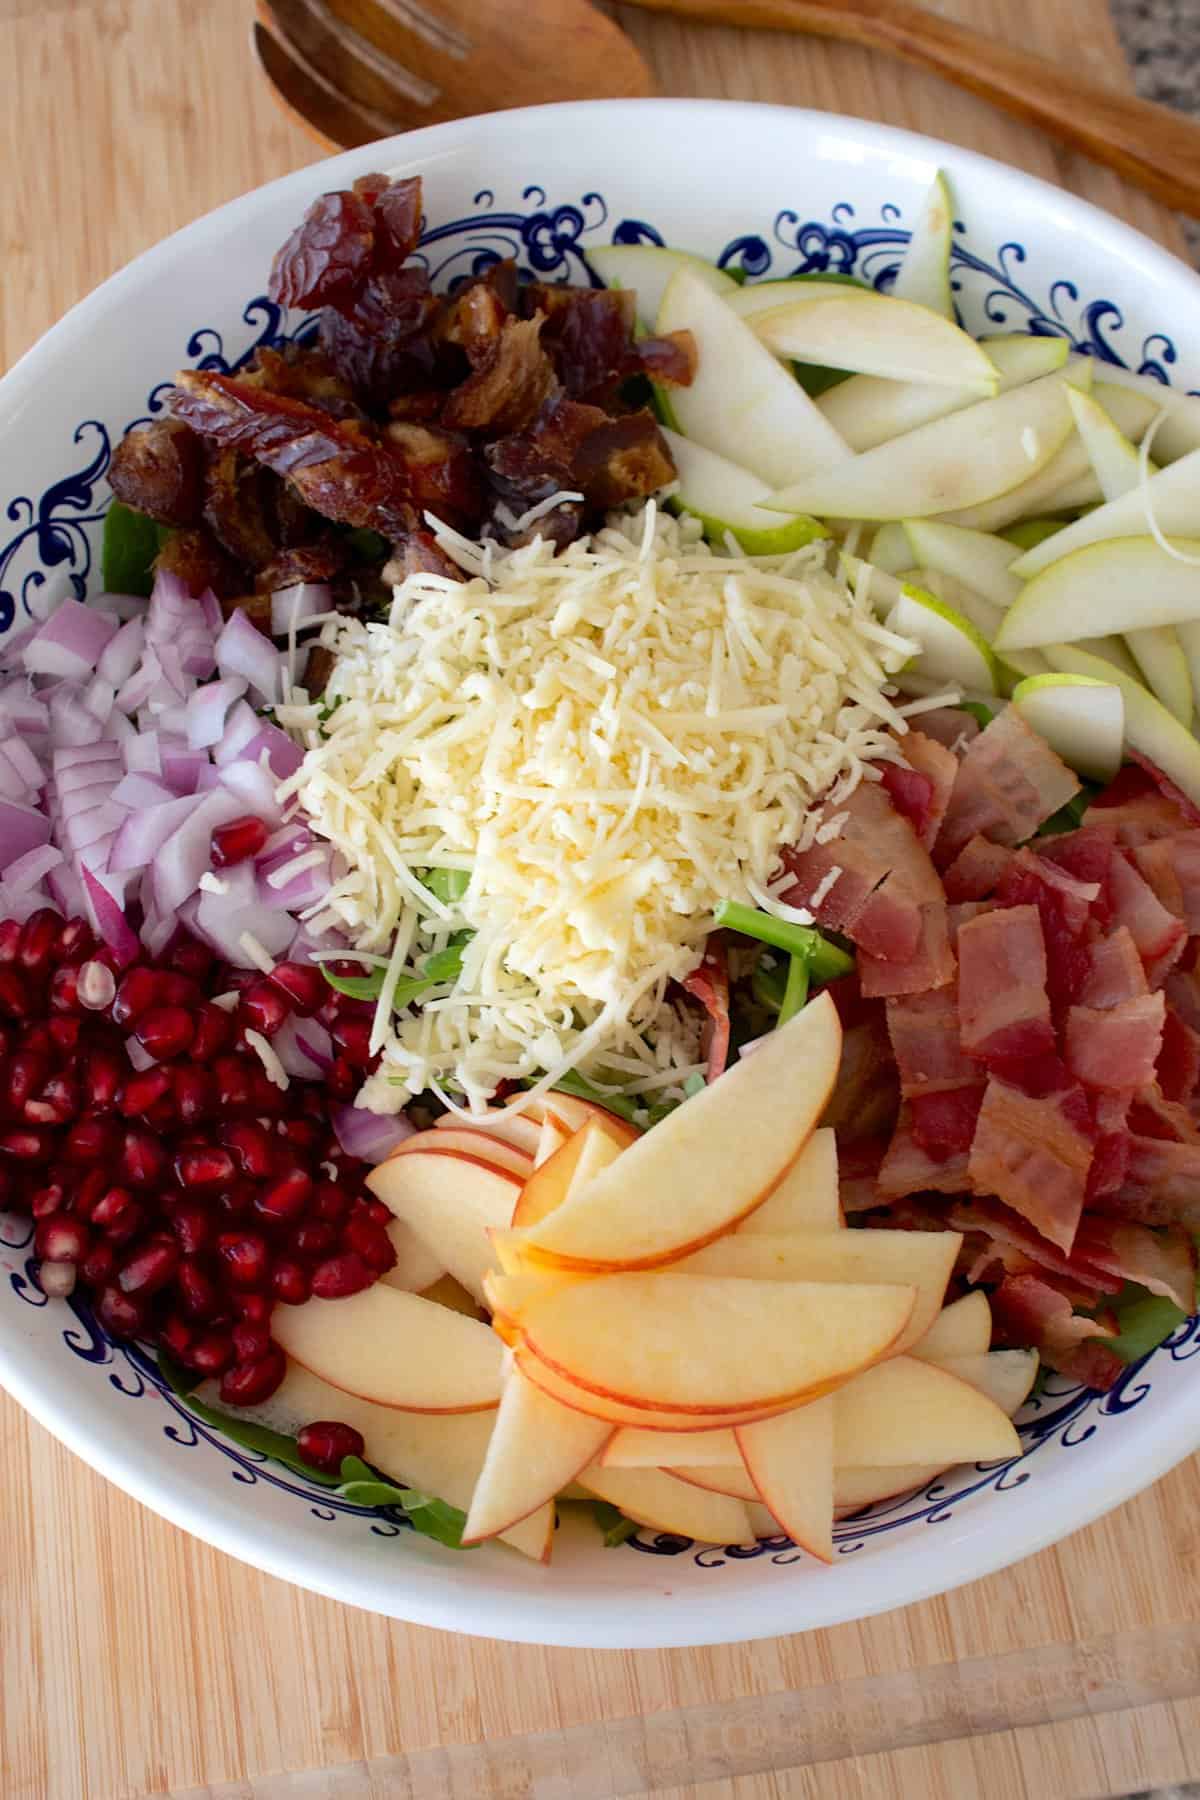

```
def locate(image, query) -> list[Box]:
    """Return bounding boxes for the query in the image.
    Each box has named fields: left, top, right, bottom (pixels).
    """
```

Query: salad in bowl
left=3, top=100, right=1200, bottom=1647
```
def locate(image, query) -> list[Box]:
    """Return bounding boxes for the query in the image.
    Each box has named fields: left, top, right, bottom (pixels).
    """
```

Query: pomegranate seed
left=219, top=1345, right=286, bottom=1406
left=311, top=1252, right=374, bottom=1299
left=80, top=1242, right=114, bottom=1286
left=49, top=966, right=80, bottom=1013
left=76, top=959, right=117, bottom=1010
left=250, top=1070, right=289, bottom=1117
left=270, top=962, right=326, bottom=1016
left=173, top=1067, right=215, bottom=1125
left=120, top=1128, right=168, bottom=1188
left=271, top=1258, right=310, bottom=1305
left=341, top=1216, right=396, bottom=1274
left=0, top=1127, right=54, bottom=1163
left=191, top=1004, right=235, bottom=1062
left=174, top=1146, right=235, bottom=1190
left=222, top=1120, right=275, bottom=1178
left=217, top=1231, right=270, bottom=1289
left=63, top=1117, right=121, bottom=1164
left=363, top=1197, right=391, bottom=1228
left=211, top=815, right=269, bottom=869
left=82, top=1046, right=124, bottom=1112
left=117, top=1238, right=180, bottom=1297
left=39, top=1261, right=77, bottom=1298
left=160, top=1314, right=193, bottom=1361
left=237, top=1291, right=272, bottom=1323
left=111, top=967, right=163, bottom=1027
left=6, top=1049, right=50, bottom=1110
left=26, top=1075, right=81, bottom=1127
left=91, top=1189, right=143, bottom=1244
left=0, top=968, right=31, bottom=1019
left=238, top=980, right=291, bottom=1040
left=48, top=1017, right=81, bottom=1054
left=255, top=1168, right=312, bottom=1225
left=166, top=937, right=213, bottom=981
left=159, top=973, right=203, bottom=1009
left=56, top=918, right=94, bottom=963
left=134, top=1006, right=195, bottom=1061
left=31, top=1182, right=66, bottom=1219
left=313, top=1182, right=351, bottom=1224
left=290, top=1220, right=337, bottom=1260
left=177, top=1257, right=221, bottom=1320
left=19, top=909, right=61, bottom=976
left=277, top=1117, right=322, bottom=1154
left=215, top=1184, right=254, bottom=1224
left=119, top=1068, right=172, bottom=1118
left=325, top=1058, right=358, bottom=1101
left=232, top=1317, right=271, bottom=1362
left=330, top=1015, right=374, bottom=1068
left=188, top=1328, right=235, bottom=1377
left=35, top=1215, right=91, bottom=1262
left=213, top=1055, right=255, bottom=1112
left=169, top=1201, right=214, bottom=1257
left=297, top=1420, right=365, bottom=1474
left=96, top=1283, right=148, bottom=1339
left=0, top=920, right=21, bottom=963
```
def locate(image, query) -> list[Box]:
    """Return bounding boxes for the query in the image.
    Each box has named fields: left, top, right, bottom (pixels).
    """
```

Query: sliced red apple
left=367, top=1150, right=523, bottom=1303
left=533, top=1115, right=570, bottom=1169
left=737, top=1395, right=835, bottom=1561
left=510, top=1119, right=626, bottom=1231
left=434, top=1107, right=543, bottom=1158
left=911, top=1290, right=992, bottom=1361
left=934, top=1350, right=1039, bottom=1417
left=601, top=1425, right=739, bottom=1467
left=541, top=1093, right=640, bottom=1148
left=418, top=1273, right=483, bottom=1319
left=390, top=1127, right=533, bottom=1181
left=835, top=1356, right=1021, bottom=1467
left=510, top=993, right=842, bottom=1271
left=736, top=1127, right=840, bottom=1234
left=379, top=1216, right=446, bottom=1295
left=463, top=1364, right=612, bottom=1543
left=515, top=1346, right=802, bottom=1433
left=669, top=1229, right=959, bottom=1353
left=271, top=1283, right=503, bottom=1412
left=579, top=1464, right=753, bottom=1544
left=519, top=1272, right=915, bottom=1415
left=667, top=1463, right=761, bottom=1503
left=834, top=1463, right=946, bottom=1513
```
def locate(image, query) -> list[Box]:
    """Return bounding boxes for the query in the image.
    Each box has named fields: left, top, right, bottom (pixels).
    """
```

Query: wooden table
left=3, top=3, right=1199, bottom=1796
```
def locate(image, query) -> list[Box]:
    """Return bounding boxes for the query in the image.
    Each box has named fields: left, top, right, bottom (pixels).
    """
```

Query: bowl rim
left=3, top=95, right=1200, bottom=1648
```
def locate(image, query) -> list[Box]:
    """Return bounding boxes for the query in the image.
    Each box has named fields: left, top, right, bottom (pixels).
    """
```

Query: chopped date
left=154, top=525, right=248, bottom=601
left=245, top=346, right=361, bottom=421
left=441, top=316, right=557, bottom=434
left=487, top=393, right=675, bottom=510
left=383, top=530, right=466, bottom=585
left=202, top=448, right=279, bottom=570
left=371, top=176, right=423, bottom=271
left=107, top=420, right=205, bottom=528
left=252, top=538, right=349, bottom=594
left=268, top=189, right=376, bottom=311
left=319, top=267, right=440, bottom=410
left=436, top=281, right=510, bottom=367
left=383, top=422, right=483, bottom=528
left=528, top=285, right=640, bottom=399
left=638, top=330, right=698, bottom=387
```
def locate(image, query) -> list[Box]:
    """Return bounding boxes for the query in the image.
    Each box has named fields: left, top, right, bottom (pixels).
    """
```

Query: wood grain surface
left=1, top=3, right=1197, bottom=1797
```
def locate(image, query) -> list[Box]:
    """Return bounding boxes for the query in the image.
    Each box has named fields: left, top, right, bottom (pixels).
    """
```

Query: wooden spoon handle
left=625, top=0, right=1200, bottom=216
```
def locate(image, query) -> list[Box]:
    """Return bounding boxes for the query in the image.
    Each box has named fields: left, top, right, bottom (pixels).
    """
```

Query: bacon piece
left=993, top=846, right=1098, bottom=1011
left=108, top=419, right=206, bottom=528
left=1102, top=1134, right=1200, bottom=1227
left=1134, top=832, right=1200, bottom=935
left=1072, top=1217, right=1197, bottom=1314
left=1128, top=1083, right=1200, bottom=1144
left=989, top=1273, right=1120, bottom=1388
left=935, top=707, right=1080, bottom=863
left=881, top=729, right=958, bottom=852
left=1129, top=747, right=1200, bottom=828
left=948, top=1198, right=1124, bottom=1298
left=442, top=316, right=558, bottom=435
left=907, top=706, right=980, bottom=752
left=958, top=905, right=1054, bottom=1063
left=858, top=901, right=954, bottom=998
left=1085, top=763, right=1189, bottom=846
left=681, top=937, right=731, bottom=1084
left=1064, top=993, right=1165, bottom=1093
left=886, top=984, right=974, bottom=1095
left=1039, top=824, right=1117, bottom=898
left=839, top=1135, right=888, bottom=1214
left=877, top=1104, right=971, bottom=1199
left=910, top=1084, right=984, bottom=1157
left=1158, top=1005, right=1200, bottom=1103
left=968, top=1075, right=1094, bottom=1251
left=1165, top=954, right=1200, bottom=1032
left=1107, top=852, right=1187, bottom=983
left=821, top=1012, right=900, bottom=1142
left=947, top=901, right=990, bottom=944
left=1077, top=926, right=1149, bottom=1009
left=942, top=835, right=1013, bottom=902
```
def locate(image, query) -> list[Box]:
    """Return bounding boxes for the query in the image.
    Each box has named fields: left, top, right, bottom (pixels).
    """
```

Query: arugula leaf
left=752, top=953, right=788, bottom=1014
left=342, top=526, right=390, bottom=563
left=336, top=1456, right=473, bottom=1548
left=957, top=700, right=996, bottom=729
left=1106, top=1290, right=1188, bottom=1364
left=1036, top=785, right=1099, bottom=838
left=424, top=867, right=471, bottom=904
left=156, top=1351, right=342, bottom=1487
left=590, top=1499, right=639, bottom=1547
left=550, top=1069, right=645, bottom=1130
left=102, top=501, right=162, bottom=599
left=422, top=931, right=472, bottom=983
left=321, top=965, right=387, bottom=1002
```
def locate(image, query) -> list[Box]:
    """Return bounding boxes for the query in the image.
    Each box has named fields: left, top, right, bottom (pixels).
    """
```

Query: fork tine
left=252, top=18, right=416, bottom=150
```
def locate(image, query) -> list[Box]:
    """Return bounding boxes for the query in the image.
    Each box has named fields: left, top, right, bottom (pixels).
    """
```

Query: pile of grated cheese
left=279, top=503, right=924, bottom=1115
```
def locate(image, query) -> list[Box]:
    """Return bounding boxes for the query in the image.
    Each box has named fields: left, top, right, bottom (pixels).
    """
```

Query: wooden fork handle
left=624, top=0, right=1200, bottom=217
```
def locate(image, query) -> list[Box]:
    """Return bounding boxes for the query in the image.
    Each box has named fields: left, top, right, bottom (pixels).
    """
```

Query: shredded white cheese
left=291, top=503, right=917, bottom=1109
left=244, top=1028, right=288, bottom=1090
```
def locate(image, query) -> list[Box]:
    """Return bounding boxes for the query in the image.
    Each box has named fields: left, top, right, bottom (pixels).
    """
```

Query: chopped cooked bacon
left=820, top=1012, right=900, bottom=1142
left=858, top=901, right=954, bottom=998
left=681, top=937, right=731, bottom=1084
left=967, top=1075, right=1094, bottom=1251
left=1072, top=1217, right=1197, bottom=1313
left=1077, top=926, right=1148, bottom=1008
left=880, top=730, right=958, bottom=853
left=910, top=1084, right=984, bottom=1156
left=1064, top=993, right=1165, bottom=1093
left=946, top=900, right=990, bottom=943
left=1102, top=1134, right=1200, bottom=1227
left=990, top=1273, right=1121, bottom=1388
left=958, top=904, right=1054, bottom=1063
left=935, top=708, right=1080, bottom=864
left=1039, top=823, right=1117, bottom=898
left=1158, top=1005, right=1200, bottom=1103
left=1129, top=748, right=1200, bottom=828
left=907, top=706, right=981, bottom=752
left=877, top=1104, right=971, bottom=1198
left=839, top=1135, right=888, bottom=1214
left=1134, top=832, right=1200, bottom=936
left=942, top=835, right=1013, bottom=901
left=1085, top=763, right=1189, bottom=845
left=1107, top=852, right=1187, bottom=982
left=1128, top=1083, right=1200, bottom=1144
left=1164, top=954, right=1200, bottom=1032
left=948, top=1197, right=1123, bottom=1297
left=885, top=984, right=974, bottom=1095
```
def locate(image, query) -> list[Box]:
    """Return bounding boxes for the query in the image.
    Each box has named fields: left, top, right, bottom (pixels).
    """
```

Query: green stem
left=713, top=900, right=854, bottom=982
left=777, top=954, right=810, bottom=1027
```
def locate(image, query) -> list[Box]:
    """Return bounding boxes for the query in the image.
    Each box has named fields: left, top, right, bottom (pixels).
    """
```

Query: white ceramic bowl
left=2, top=99, right=1200, bottom=1650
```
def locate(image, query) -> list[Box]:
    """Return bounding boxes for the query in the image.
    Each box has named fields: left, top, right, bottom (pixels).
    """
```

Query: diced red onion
left=0, top=798, right=52, bottom=863
left=122, top=731, right=160, bottom=776
left=186, top=675, right=247, bottom=750
left=215, top=609, right=280, bottom=704
left=192, top=889, right=297, bottom=965
left=211, top=700, right=262, bottom=766
left=23, top=600, right=118, bottom=680
left=271, top=582, right=332, bottom=637
left=81, top=865, right=140, bottom=967
left=4, top=844, right=63, bottom=895
left=50, top=686, right=105, bottom=748
left=46, top=863, right=84, bottom=916
left=161, top=748, right=208, bottom=794
left=110, top=772, right=175, bottom=809
left=0, top=681, right=49, bottom=737
left=218, top=758, right=284, bottom=826
left=151, top=788, right=244, bottom=913
left=331, top=1103, right=415, bottom=1162
left=97, top=618, right=145, bottom=686
left=273, top=1013, right=334, bottom=1077
left=3, top=738, right=45, bottom=791
left=239, top=724, right=304, bottom=781
left=62, top=802, right=126, bottom=854
left=109, top=794, right=200, bottom=873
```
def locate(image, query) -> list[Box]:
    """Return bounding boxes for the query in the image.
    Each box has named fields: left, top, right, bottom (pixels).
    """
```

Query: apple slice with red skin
left=911, top=1290, right=992, bottom=1361
left=379, top=1215, right=446, bottom=1295
left=509, top=994, right=842, bottom=1271
left=533, top=1115, right=570, bottom=1169
left=835, top=1356, right=1021, bottom=1466
left=515, top=1346, right=806, bottom=1433
left=510, top=1119, right=626, bottom=1231
left=601, top=1424, right=740, bottom=1467
left=367, top=1150, right=523, bottom=1304
left=834, top=1464, right=946, bottom=1514
left=667, top=1462, right=761, bottom=1503
left=463, top=1363, right=612, bottom=1543
left=737, top=1396, right=835, bottom=1562
left=434, top=1108, right=543, bottom=1158
left=736, top=1128, right=841, bottom=1235
left=389, top=1127, right=533, bottom=1181
left=579, top=1465, right=753, bottom=1544
left=271, top=1283, right=503, bottom=1412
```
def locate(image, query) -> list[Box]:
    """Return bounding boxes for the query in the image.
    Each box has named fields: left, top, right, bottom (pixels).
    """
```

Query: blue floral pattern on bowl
left=2, top=180, right=1192, bottom=1567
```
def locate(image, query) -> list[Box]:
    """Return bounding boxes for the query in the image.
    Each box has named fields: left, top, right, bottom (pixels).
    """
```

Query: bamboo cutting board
left=2, top=4, right=1199, bottom=1797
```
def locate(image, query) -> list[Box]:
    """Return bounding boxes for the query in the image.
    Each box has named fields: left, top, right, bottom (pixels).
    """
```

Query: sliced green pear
left=1085, top=367, right=1200, bottom=464
left=998, top=536, right=1200, bottom=650
left=657, top=267, right=850, bottom=485
left=1003, top=518, right=1065, bottom=551
left=748, top=292, right=997, bottom=392
left=891, top=171, right=955, bottom=317
left=899, top=564, right=1047, bottom=689
left=727, top=278, right=866, bottom=318
left=818, top=333, right=1069, bottom=453
left=1009, top=446, right=1200, bottom=579
left=902, top=519, right=1022, bottom=610
left=1045, top=642, right=1200, bottom=807
left=587, top=244, right=736, bottom=330
left=1011, top=672, right=1124, bottom=782
left=660, top=428, right=825, bottom=555
left=886, top=588, right=1001, bottom=693
left=764, top=371, right=1080, bottom=521
left=1125, top=626, right=1193, bottom=724
left=1069, top=386, right=1156, bottom=501
left=868, top=521, right=916, bottom=574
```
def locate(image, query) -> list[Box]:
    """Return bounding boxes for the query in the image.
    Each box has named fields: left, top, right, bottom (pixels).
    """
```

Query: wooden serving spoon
left=254, top=0, right=1200, bottom=218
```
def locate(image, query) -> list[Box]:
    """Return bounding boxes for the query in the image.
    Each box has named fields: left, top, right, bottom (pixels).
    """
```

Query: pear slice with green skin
left=1011, top=672, right=1125, bottom=783
left=1044, top=642, right=1200, bottom=807
left=891, top=171, right=955, bottom=318
left=657, top=267, right=851, bottom=486
left=1123, top=627, right=1193, bottom=724
left=586, top=244, right=736, bottom=331
left=886, top=588, right=1002, bottom=694
left=1082, top=367, right=1200, bottom=464
left=1008, top=445, right=1200, bottom=580
left=902, top=519, right=1022, bottom=610
left=726, top=277, right=867, bottom=318
left=868, top=522, right=916, bottom=575
left=898, top=566, right=1047, bottom=692
left=746, top=292, right=998, bottom=392
left=1003, top=518, right=1065, bottom=551
left=764, top=370, right=1081, bottom=522
left=660, top=428, right=826, bottom=556
left=1068, top=386, right=1159, bottom=500
left=997, top=536, right=1200, bottom=651
left=818, top=334, right=1069, bottom=454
